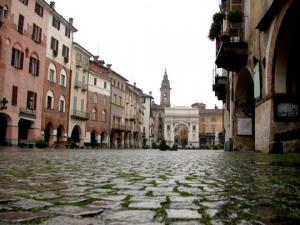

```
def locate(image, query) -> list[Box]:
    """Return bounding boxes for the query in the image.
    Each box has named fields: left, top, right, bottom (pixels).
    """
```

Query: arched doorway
left=0, top=113, right=8, bottom=145
left=44, top=123, right=53, bottom=144
left=91, top=130, right=97, bottom=146
left=174, top=124, right=188, bottom=147
left=234, top=68, right=254, bottom=151
left=57, top=125, right=64, bottom=141
left=71, top=125, right=81, bottom=143
left=18, top=119, right=32, bottom=144
left=100, top=132, right=105, bottom=147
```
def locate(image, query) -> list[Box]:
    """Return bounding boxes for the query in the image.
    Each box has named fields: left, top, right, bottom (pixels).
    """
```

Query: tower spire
left=160, top=69, right=171, bottom=107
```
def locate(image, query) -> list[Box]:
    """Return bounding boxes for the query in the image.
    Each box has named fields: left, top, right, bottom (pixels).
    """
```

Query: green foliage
left=208, top=12, right=225, bottom=41
left=34, top=136, right=47, bottom=148
left=227, top=10, right=243, bottom=23
left=152, top=142, right=158, bottom=149
left=158, top=140, right=171, bottom=151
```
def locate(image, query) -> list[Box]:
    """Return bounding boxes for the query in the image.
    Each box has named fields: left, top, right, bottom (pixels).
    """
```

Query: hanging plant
left=208, top=12, right=225, bottom=41
left=227, top=10, right=243, bottom=23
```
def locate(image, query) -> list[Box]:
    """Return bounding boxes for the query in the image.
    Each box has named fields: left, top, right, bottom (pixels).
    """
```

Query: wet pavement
left=0, top=148, right=299, bottom=225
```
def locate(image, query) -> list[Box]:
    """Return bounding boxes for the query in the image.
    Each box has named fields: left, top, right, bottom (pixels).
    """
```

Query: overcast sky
left=50, top=0, right=221, bottom=108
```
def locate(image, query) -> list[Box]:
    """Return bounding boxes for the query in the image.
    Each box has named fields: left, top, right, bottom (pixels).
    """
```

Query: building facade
left=42, top=2, right=77, bottom=146
left=68, top=42, right=92, bottom=146
left=213, top=0, right=300, bottom=152
left=109, top=68, right=127, bottom=148
left=0, top=0, right=50, bottom=145
left=86, top=57, right=111, bottom=147
left=141, top=92, right=154, bottom=147
left=163, top=107, right=199, bottom=148
left=192, top=102, right=224, bottom=146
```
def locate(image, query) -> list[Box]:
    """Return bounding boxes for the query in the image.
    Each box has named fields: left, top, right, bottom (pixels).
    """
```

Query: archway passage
left=274, top=1, right=300, bottom=98
left=91, top=130, right=97, bottom=146
left=57, top=125, right=64, bottom=141
left=44, top=123, right=53, bottom=144
left=18, top=119, right=31, bottom=144
left=0, top=113, right=8, bottom=145
left=174, top=124, right=188, bottom=147
left=71, top=126, right=81, bottom=143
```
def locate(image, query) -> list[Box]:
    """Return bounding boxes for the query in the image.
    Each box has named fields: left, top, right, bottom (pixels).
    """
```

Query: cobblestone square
left=0, top=148, right=299, bottom=224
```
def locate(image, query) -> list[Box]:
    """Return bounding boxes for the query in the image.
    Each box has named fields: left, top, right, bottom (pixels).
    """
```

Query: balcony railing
left=111, top=123, right=126, bottom=131
left=216, top=22, right=248, bottom=71
left=20, top=107, right=36, bottom=118
left=71, top=109, right=88, bottom=120
left=212, top=75, right=227, bottom=101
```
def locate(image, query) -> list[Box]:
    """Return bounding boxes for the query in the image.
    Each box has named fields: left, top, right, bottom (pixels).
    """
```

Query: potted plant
left=208, top=12, right=225, bottom=41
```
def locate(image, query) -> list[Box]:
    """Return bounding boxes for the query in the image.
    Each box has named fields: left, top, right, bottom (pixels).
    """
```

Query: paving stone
left=29, top=192, right=58, bottom=200
left=89, top=200, right=122, bottom=210
left=102, top=210, right=156, bottom=223
left=54, top=197, right=87, bottom=204
left=40, top=216, right=105, bottom=225
left=129, top=201, right=161, bottom=209
left=0, top=194, right=17, bottom=204
left=200, top=201, right=227, bottom=208
left=9, top=198, right=53, bottom=210
left=98, top=195, right=127, bottom=202
left=170, top=221, right=204, bottom=225
left=0, top=211, right=45, bottom=223
left=47, top=205, right=104, bottom=217
left=205, top=208, right=219, bottom=217
left=170, top=196, right=197, bottom=203
left=169, top=201, right=199, bottom=210
left=167, top=209, right=202, bottom=220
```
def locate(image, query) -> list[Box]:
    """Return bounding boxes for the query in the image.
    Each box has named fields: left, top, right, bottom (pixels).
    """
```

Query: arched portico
left=0, top=113, right=11, bottom=145
left=18, top=119, right=32, bottom=145
left=71, top=125, right=81, bottom=144
left=234, top=68, right=254, bottom=151
left=44, top=123, right=54, bottom=145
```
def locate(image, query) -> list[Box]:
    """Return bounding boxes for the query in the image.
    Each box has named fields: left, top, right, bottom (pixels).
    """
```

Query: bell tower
left=160, top=69, right=171, bottom=107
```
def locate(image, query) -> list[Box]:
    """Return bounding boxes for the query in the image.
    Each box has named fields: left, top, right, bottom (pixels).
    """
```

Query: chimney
left=106, top=64, right=112, bottom=69
left=149, top=91, right=152, bottom=96
left=134, top=82, right=136, bottom=87
left=69, top=18, right=73, bottom=25
left=50, top=1, right=55, bottom=9
left=93, top=55, right=99, bottom=62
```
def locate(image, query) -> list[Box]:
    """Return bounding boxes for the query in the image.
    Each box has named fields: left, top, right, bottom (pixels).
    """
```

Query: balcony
left=71, top=110, right=88, bottom=120
left=74, top=80, right=82, bottom=88
left=111, top=123, right=126, bottom=131
left=20, top=107, right=36, bottom=119
left=213, top=75, right=227, bottom=101
left=81, top=83, right=88, bottom=91
left=215, top=23, right=248, bottom=72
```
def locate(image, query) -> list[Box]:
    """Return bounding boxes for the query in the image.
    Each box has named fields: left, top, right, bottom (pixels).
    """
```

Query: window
left=93, top=95, right=97, bottom=104
left=80, top=99, right=84, bottom=111
left=60, top=73, right=65, bottom=86
left=59, top=96, right=65, bottom=112
left=0, top=5, right=8, bottom=18
left=211, top=125, right=216, bottom=133
left=12, top=86, right=18, bottom=106
left=18, top=14, right=24, bottom=33
left=32, top=24, right=42, bottom=43
left=46, top=90, right=54, bottom=110
left=103, top=96, right=106, bottom=107
left=29, top=56, right=39, bottom=76
left=65, top=27, right=70, bottom=38
left=167, top=125, right=170, bottom=131
left=193, top=125, right=196, bottom=131
left=62, top=45, right=69, bottom=61
left=92, top=108, right=96, bottom=121
left=11, top=48, right=24, bottom=69
left=52, top=16, right=60, bottom=30
left=211, top=116, right=216, bottom=122
left=73, top=96, right=77, bottom=111
left=49, top=69, right=55, bottom=82
left=19, top=0, right=28, bottom=5
left=50, top=37, right=58, bottom=55
left=27, top=91, right=37, bottom=110
left=101, top=110, right=106, bottom=121
left=34, top=2, right=43, bottom=17
left=104, top=81, right=107, bottom=89
left=94, top=78, right=97, bottom=85
left=119, top=96, right=122, bottom=106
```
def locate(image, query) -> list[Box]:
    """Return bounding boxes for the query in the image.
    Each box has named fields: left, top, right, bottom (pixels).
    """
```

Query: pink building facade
left=0, top=0, right=50, bottom=145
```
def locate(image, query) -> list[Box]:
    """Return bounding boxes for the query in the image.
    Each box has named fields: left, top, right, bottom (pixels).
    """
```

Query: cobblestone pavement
left=0, top=148, right=300, bottom=225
